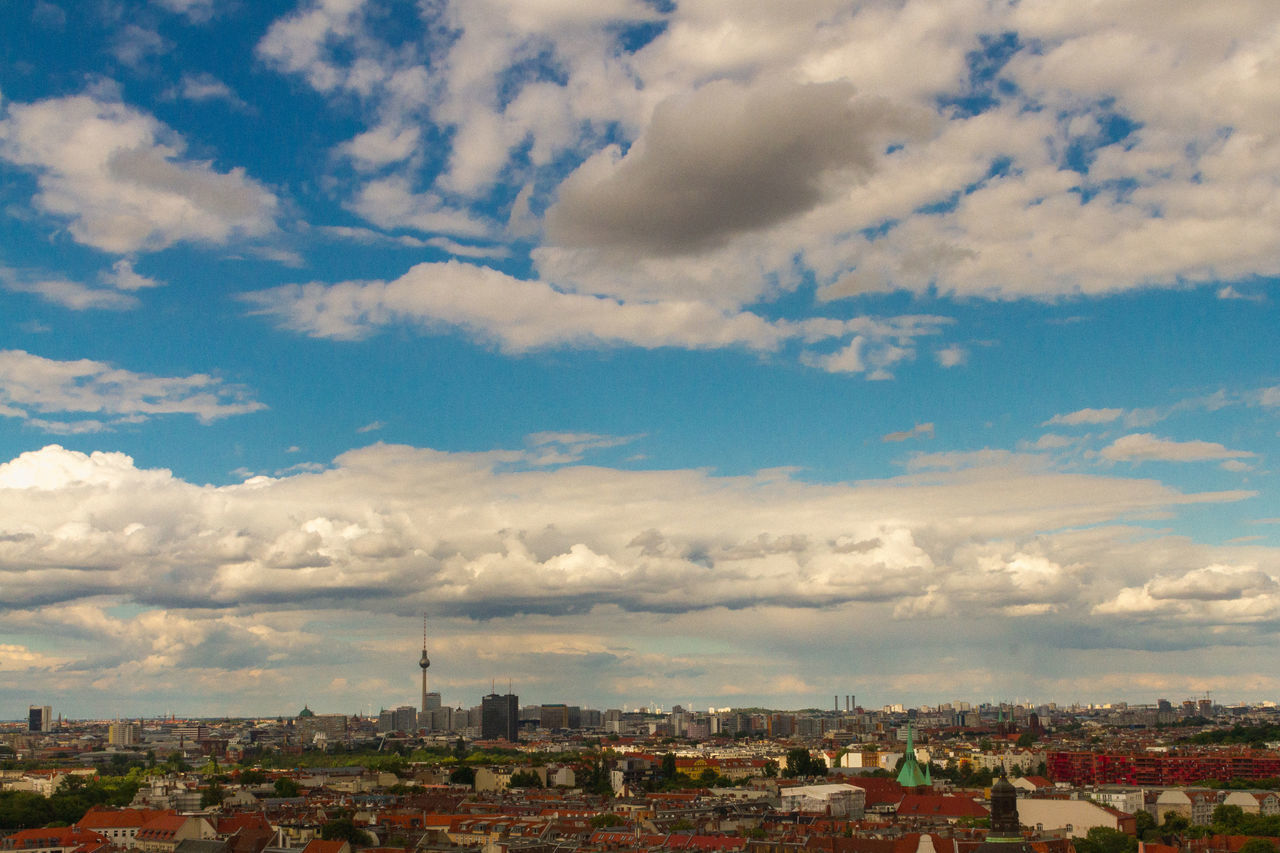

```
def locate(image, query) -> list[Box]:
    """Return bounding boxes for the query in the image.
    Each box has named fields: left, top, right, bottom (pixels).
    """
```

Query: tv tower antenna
left=418, top=613, right=430, bottom=717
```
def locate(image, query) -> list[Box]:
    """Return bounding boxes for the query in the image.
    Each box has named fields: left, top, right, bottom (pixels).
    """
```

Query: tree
left=1161, top=812, right=1190, bottom=834
left=508, top=770, right=543, bottom=788
left=1016, top=731, right=1036, bottom=748
left=661, top=753, right=677, bottom=779
left=784, top=748, right=818, bottom=778
left=762, top=760, right=778, bottom=778
left=319, top=818, right=372, bottom=847
left=273, top=777, right=301, bottom=798
left=582, top=755, right=614, bottom=796
left=1213, top=805, right=1246, bottom=832
left=1134, top=809, right=1157, bottom=840
left=449, top=765, right=476, bottom=786
left=1074, top=827, right=1137, bottom=853
left=200, top=781, right=224, bottom=809
left=590, top=813, right=625, bottom=828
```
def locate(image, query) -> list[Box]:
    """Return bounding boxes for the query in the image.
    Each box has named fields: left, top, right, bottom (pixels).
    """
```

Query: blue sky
left=1, top=0, right=1278, bottom=719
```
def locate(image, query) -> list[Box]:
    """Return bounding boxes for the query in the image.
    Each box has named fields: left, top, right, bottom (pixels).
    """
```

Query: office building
left=481, top=692, right=519, bottom=742
left=28, top=705, right=52, bottom=733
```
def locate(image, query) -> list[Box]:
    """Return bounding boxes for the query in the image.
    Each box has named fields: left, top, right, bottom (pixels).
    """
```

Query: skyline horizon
left=9, top=675, right=1258, bottom=723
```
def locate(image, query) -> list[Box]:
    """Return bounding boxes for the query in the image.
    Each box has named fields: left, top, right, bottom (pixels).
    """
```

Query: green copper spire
left=896, top=722, right=929, bottom=788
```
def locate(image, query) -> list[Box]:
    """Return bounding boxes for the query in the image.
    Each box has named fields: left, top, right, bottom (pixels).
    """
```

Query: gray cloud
left=545, top=80, right=934, bottom=256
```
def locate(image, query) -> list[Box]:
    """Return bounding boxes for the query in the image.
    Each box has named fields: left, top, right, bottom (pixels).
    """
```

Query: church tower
left=896, top=722, right=930, bottom=788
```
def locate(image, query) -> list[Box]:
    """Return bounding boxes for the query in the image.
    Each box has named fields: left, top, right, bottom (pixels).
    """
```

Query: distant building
left=377, top=706, right=417, bottom=734
left=108, top=721, right=140, bottom=746
left=779, top=783, right=866, bottom=818
left=297, top=713, right=347, bottom=745
left=540, top=704, right=569, bottom=730
left=481, top=693, right=519, bottom=742
left=28, top=705, right=52, bottom=733
left=1017, top=799, right=1129, bottom=838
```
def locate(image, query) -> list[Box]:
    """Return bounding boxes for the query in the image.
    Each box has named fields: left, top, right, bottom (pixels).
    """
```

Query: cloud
left=104, top=259, right=163, bottom=291
left=338, top=124, right=421, bottom=171
left=242, top=261, right=952, bottom=376
left=1100, top=433, right=1256, bottom=463
left=936, top=345, right=967, bottom=368
left=1, top=259, right=166, bottom=310
left=170, top=73, right=247, bottom=108
left=883, top=423, right=935, bottom=443
left=153, top=0, right=219, bottom=23
left=4, top=277, right=138, bottom=311
left=545, top=80, right=934, bottom=256
left=241, top=260, right=791, bottom=350
left=1026, top=434, right=1077, bottom=451
left=247, top=0, right=1280, bottom=309
left=318, top=226, right=509, bottom=259
left=0, top=439, right=1268, bottom=711
left=111, top=24, right=171, bottom=67
left=0, top=94, right=278, bottom=253
left=0, top=440, right=1251, bottom=618
left=0, top=350, right=265, bottom=428
left=345, top=177, right=492, bottom=238
left=1217, top=285, right=1266, bottom=302
left=1095, top=564, right=1280, bottom=625
left=1044, top=407, right=1125, bottom=426
left=524, top=431, right=641, bottom=465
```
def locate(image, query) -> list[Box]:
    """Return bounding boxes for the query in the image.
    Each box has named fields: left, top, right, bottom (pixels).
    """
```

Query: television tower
left=419, top=613, right=430, bottom=717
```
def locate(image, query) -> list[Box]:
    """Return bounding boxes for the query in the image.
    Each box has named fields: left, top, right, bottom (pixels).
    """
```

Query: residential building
left=109, top=722, right=141, bottom=747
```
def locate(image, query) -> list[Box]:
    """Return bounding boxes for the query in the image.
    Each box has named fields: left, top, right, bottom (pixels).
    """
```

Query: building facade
left=481, top=693, right=519, bottom=741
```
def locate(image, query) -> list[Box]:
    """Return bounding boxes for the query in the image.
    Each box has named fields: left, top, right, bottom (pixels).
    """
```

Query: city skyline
left=2, top=1, right=1279, bottom=718
left=3, top=692, right=1250, bottom=724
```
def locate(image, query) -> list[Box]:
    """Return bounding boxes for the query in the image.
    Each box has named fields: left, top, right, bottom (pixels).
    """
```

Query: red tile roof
left=2, top=827, right=110, bottom=852
left=897, top=795, right=990, bottom=819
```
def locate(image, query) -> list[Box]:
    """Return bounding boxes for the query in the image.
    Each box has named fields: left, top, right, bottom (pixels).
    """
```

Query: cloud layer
left=1, top=440, right=1271, bottom=712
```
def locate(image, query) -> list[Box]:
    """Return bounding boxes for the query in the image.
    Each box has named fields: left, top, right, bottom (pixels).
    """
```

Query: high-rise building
left=28, top=705, right=51, bottom=733
left=481, top=692, right=519, bottom=742
left=108, top=721, right=140, bottom=746
left=540, top=703, right=569, bottom=729
left=420, top=691, right=442, bottom=730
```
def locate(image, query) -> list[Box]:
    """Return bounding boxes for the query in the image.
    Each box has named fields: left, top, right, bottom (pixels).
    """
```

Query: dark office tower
left=28, top=705, right=51, bottom=732
left=481, top=692, right=519, bottom=742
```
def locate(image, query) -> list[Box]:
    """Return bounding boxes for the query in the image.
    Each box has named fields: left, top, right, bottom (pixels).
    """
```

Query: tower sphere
left=419, top=649, right=430, bottom=669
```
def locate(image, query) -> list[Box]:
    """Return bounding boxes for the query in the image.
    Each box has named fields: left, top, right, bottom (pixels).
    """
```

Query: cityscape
left=4, top=2, right=1280, bottom=853
left=8, top=687, right=1280, bottom=853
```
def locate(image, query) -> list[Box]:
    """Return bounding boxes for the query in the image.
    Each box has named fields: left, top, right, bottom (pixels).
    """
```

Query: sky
left=1, top=0, right=1278, bottom=720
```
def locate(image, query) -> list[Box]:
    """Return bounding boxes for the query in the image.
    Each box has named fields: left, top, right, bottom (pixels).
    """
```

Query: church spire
left=896, top=722, right=929, bottom=788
